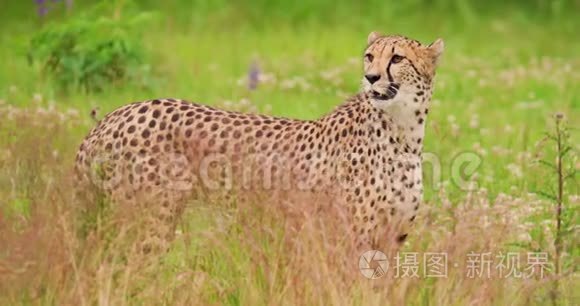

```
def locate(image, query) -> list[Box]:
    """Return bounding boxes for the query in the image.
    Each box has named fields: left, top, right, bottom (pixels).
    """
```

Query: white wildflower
left=506, top=163, right=523, bottom=179
left=33, top=93, right=43, bottom=104
left=296, top=77, right=312, bottom=91
left=517, top=232, right=532, bottom=242
left=238, top=98, right=251, bottom=107
left=472, top=142, right=488, bottom=156
left=66, top=108, right=80, bottom=117
left=259, top=72, right=276, bottom=84
left=347, top=57, right=359, bottom=65
left=320, top=68, right=342, bottom=81
left=516, top=151, right=532, bottom=163
left=491, top=146, right=511, bottom=157
left=469, top=114, right=479, bottom=129
left=450, top=123, right=460, bottom=137
left=280, top=79, right=297, bottom=90
left=516, top=100, right=544, bottom=109
left=263, top=104, right=272, bottom=113
left=526, top=192, right=537, bottom=199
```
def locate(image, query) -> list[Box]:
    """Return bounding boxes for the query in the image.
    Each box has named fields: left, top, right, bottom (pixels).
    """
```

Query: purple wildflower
left=35, top=0, right=73, bottom=17
left=35, top=0, right=48, bottom=16
left=247, top=60, right=260, bottom=90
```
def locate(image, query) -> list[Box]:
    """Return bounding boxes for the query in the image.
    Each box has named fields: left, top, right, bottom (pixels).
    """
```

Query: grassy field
left=0, top=1, right=578, bottom=305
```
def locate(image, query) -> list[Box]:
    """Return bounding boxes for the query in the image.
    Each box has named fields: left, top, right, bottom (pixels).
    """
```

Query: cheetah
left=75, top=32, right=444, bottom=251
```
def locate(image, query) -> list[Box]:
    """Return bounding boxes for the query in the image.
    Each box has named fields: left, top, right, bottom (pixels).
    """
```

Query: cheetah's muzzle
left=372, top=83, right=399, bottom=100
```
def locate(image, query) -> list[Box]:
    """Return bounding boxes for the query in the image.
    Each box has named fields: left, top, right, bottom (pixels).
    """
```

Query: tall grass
left=0, top=108, right=575, bottom=303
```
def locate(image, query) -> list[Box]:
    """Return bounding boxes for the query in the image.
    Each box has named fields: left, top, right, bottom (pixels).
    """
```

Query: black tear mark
left=386, top=61, right=394, bottom=82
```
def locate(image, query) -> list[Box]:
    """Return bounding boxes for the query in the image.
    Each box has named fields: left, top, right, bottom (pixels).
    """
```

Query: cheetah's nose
left=365, top=74, right=380, bottom=84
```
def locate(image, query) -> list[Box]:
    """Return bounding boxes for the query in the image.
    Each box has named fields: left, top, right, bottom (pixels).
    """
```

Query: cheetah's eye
left=364, top=53, right=374, bottom=62
left=391, top=54, right=404, bottom=64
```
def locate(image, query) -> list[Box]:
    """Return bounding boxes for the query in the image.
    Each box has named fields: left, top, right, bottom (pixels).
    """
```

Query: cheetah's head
left=362, top=32, right=444, bottom=110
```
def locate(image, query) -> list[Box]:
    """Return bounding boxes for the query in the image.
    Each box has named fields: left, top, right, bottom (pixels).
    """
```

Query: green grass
left=0, top=1, right=578, bottom=305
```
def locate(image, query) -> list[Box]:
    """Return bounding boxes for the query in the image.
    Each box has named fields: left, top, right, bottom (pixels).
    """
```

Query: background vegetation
left=0, top=0, right=578, bottom=305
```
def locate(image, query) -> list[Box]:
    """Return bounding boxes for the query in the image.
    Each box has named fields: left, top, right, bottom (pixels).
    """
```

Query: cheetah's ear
left=426, top=38, right=445, bottom=66
left=367, top=31, right=382, bottom=45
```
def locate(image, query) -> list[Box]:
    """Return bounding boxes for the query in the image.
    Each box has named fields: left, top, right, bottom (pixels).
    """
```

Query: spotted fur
left=75, top=33, right=444, bottom=251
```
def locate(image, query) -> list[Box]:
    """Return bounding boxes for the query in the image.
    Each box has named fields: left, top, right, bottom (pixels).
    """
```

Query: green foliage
left=27, top=5, right=154, bottom=92
left=134, top=0, right=580, bottom=28
left=535, top=115, right=578, bottom=264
